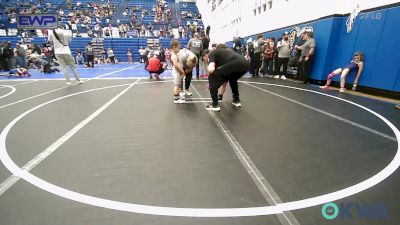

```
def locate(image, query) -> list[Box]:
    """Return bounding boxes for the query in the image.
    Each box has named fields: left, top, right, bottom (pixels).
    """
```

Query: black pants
left=148, top=67, right=165, bottom=76
left=110, top=56, right=115, bottom=63
left=86, top=55, right=94, bottom=67
left=295, top=58, right=302, bottom=79
left=5, top=58, right=15, bottom=70
left=208, top=58, right=249, bottom=106
left=195, top=53, right=200, bottom=78
left=179, top=70, right=193, bottom=90
left=0, top=56, right=8, bottom=71
left=143, top=56, right=149, bottom=68
left=276, top=57, right=289, bottom=75
left=252, top=53, right=261, bottom=77
left=300, top=56, right=313, bottom=83
left=44, top=66, right=58, bottom=73
left=262, top=58, right=273, bottom=75
left=249, top=57, right=255, bottom=75
left=273, top=54, right=279, bottom=74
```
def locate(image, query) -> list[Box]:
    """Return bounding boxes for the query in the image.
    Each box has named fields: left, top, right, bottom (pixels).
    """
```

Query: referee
left=48, top=26, right=83, bottom=85
left=205, top=44, right=249, bottom=111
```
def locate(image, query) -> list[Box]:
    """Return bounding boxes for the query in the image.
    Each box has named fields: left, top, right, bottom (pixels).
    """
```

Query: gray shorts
left=172, top=70, right=182, bottom=86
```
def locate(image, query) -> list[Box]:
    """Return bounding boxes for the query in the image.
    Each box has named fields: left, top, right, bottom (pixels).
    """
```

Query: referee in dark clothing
left=205, top=45, right=249, bottom=112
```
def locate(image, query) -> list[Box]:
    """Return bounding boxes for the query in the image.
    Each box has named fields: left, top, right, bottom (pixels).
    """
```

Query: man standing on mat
left=187, top=32, right=203, bottom=79
left=296, top=31, right=315, bottom=84
left=48, top=26, right=83, bottom=86
left=206, top=44, right=249, bottom=112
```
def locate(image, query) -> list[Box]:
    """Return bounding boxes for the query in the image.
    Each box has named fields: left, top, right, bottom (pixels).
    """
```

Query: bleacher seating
left=0, top=0, right=202, bottom=62
left=0, top=36, right=188, bottom=62
left=179, top=2, right=202, bottom=27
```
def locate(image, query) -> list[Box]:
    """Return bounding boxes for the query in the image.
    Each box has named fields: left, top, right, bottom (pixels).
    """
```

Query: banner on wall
left=288, top=26, right=313, bottom=48
left=17, top=14, right=58, bottom=29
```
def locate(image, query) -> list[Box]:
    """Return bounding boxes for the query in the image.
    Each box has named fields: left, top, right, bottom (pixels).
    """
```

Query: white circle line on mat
left=0, top=85, right=16, bottom=99
left=0, top=81, right=399, bottom=217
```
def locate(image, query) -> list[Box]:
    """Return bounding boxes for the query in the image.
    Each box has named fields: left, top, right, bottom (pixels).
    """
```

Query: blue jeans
left=262, top=59, right=273, bottom=75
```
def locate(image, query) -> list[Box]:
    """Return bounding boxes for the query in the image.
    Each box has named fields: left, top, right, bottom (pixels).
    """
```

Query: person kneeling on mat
left=147, top=52, right=165, bottom=80
left=0, top=68, right=31, bottom=77
left=30, top=54, right=60, bottom=74
left=206, top=44, right=249, bottom=111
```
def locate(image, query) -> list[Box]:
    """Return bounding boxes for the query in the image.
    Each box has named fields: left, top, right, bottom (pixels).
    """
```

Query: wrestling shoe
left=184, top=90, right=192, bottom=96
left=205, top=105, right=221, bottom=111
left=232, top=101, right=242, bottom=107
left=174, top=99, right=186, bottom=104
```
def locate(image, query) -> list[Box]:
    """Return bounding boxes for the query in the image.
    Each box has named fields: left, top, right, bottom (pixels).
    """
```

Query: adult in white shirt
left=48, top=27, right=82, bottom=85
left=107, top=48, right=115, bottom=63
left=274, top=32, right=290, bottom=80
left=139, top=47, right=145, bottom=63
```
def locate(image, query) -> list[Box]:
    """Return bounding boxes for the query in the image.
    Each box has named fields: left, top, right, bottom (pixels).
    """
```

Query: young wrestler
left=0, top=68, right=31, bottom=78
left=170, top=39, right=186, bottom=104
left=320, top=52, right=364, bottom=93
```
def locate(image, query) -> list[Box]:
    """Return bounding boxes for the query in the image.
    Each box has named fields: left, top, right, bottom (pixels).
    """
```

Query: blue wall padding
left=227, top=5, right=400, bottom=92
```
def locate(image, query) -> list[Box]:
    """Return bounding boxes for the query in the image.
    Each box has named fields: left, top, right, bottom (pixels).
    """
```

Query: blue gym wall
left=227, top=4, right=400, bottom=93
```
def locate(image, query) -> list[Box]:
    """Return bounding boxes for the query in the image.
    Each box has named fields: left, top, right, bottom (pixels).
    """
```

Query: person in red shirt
left=147, top=52, right=165, bottom=80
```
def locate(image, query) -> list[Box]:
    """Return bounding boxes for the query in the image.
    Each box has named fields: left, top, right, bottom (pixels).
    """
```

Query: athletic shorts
left=172, top=70, right=182, bottom=86
left=344, top=62, right=358, bottom=72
